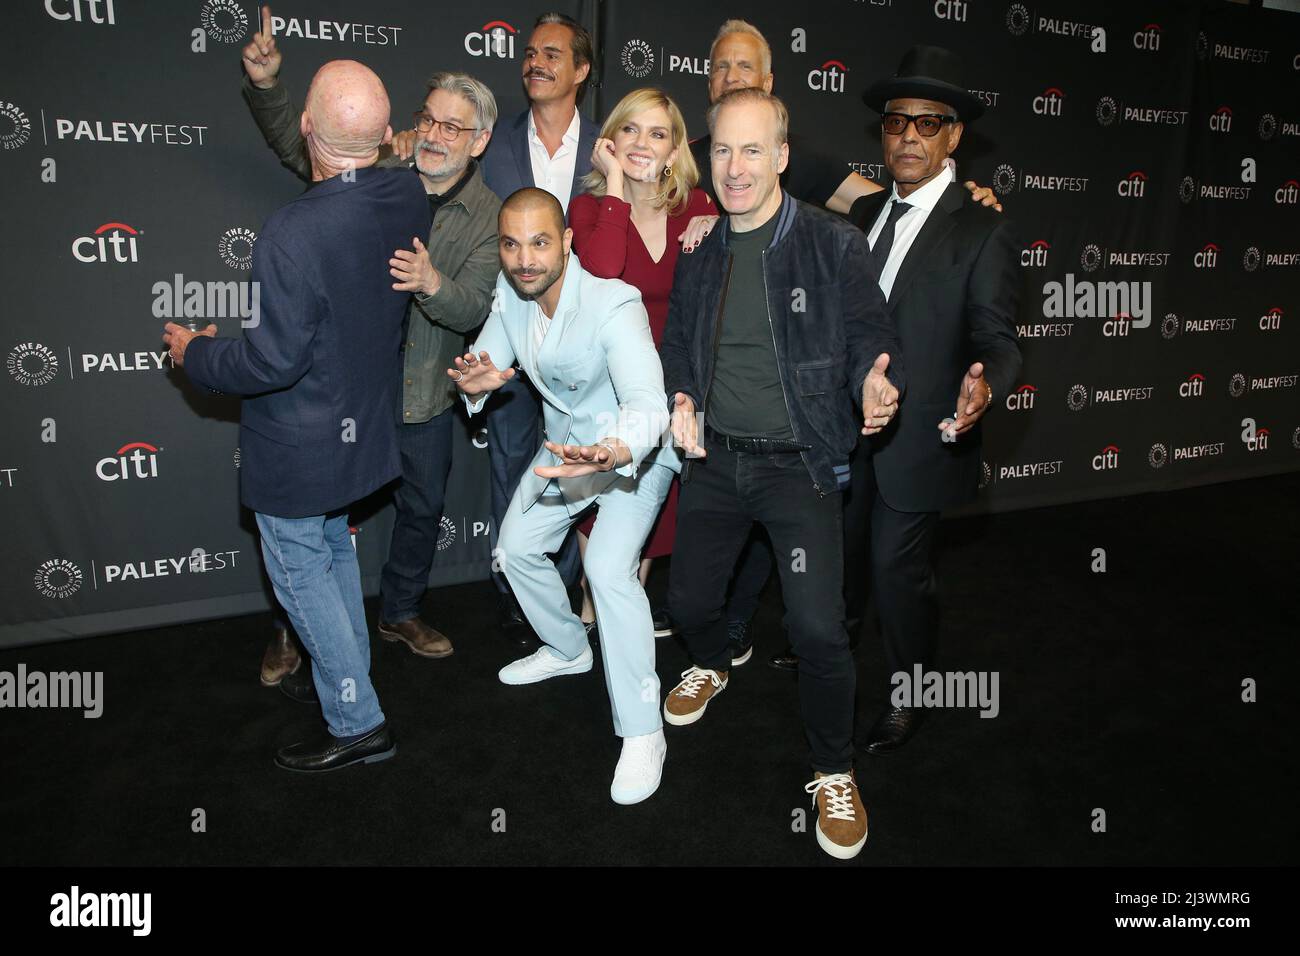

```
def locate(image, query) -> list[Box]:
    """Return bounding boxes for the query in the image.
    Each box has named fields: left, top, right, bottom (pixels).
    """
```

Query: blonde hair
left=582, top=88, right=698, bottom=216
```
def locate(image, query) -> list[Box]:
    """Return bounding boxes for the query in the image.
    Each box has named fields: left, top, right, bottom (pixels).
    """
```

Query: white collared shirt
left=866, top=164, right=954, bottom=300
left=527, top=107, right=581, bottom=212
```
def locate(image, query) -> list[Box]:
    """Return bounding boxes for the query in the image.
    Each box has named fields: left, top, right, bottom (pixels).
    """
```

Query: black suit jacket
left=849, top=181, right=1022, bottom=513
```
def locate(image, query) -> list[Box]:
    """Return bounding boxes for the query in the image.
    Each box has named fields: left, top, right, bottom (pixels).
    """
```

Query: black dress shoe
left=767, top=630, right=860, bottom=672
left=275, top=722, right=396, bottom=773
left=861, top=706, right=925, bottom=756
left=499, top=595, right=536, bottom=647
left=768, top=646, right=799, bottom=671
left=279, top=664, right=318, bottom=704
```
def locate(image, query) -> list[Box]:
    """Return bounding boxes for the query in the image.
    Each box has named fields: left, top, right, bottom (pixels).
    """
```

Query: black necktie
left=866, top=199, right=911, bottom=285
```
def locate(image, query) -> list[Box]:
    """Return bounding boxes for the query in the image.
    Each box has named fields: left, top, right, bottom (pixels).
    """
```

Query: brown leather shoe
left=378, top=617, right=453, bottom=658
left=260, top=627, right=301, bottom=687
left=805, top=770, right=868, bottom=860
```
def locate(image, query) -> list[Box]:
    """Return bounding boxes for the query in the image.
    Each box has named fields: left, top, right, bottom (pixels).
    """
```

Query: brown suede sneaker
left=805, top=770, right=868, bottom=860
left=378, top=618, right=453, bottom=658
left=260, top=627, right=301, bottom=687
left=663, top=667, right=728, bottom=726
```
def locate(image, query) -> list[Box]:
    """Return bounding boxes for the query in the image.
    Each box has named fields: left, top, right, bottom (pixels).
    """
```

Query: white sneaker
left=498, top=644, right=594, bottom=685
left=609, top=730, right=667, bottom=805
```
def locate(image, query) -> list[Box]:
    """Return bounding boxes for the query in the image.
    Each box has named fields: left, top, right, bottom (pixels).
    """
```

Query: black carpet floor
left=3, top=474, right=1297, bottom=867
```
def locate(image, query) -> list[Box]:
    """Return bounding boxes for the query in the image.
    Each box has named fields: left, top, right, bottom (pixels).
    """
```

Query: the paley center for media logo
left=7, top=342, right=60, bottom=386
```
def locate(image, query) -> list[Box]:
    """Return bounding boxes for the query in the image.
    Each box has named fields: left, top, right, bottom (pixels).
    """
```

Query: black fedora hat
left=862, top=44, right=983, bottom=122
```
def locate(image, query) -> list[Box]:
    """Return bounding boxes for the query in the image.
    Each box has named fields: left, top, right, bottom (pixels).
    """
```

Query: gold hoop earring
left=664, top=165, right=672, bottom=177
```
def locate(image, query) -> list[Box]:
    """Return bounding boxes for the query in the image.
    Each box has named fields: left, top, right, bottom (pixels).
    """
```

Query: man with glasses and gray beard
left=240, top=6, right=502, bottom=692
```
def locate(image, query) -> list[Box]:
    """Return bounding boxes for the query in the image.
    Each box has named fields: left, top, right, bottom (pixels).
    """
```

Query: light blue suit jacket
left=466, top=253, right=675, bottom=515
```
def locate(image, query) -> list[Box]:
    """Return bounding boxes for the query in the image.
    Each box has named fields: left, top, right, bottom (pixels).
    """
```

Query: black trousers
left=669, top=439, right=854, bottom=772
left=724, top=434, right=877, bottom=637
left=380, top=407, right=455, bottom=623
left=853, top=445, right=941, bottom=695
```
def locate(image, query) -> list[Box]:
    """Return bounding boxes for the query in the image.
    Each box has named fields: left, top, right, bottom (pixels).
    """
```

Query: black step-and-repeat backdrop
left=2, top=0, right=1297, bottom=648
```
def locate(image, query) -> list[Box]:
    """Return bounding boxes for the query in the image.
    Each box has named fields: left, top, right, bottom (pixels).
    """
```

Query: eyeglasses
left=881, top=112, right=957, bottom=137
left=414, top=112, right=474, bottom=141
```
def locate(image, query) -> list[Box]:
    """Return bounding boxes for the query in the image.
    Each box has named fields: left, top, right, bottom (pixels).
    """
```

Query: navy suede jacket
left=660, top=191, right=904, bottom=495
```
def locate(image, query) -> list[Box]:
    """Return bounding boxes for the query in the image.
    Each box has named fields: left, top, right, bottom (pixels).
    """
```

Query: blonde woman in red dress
left=568, top=88, right=714, bottom=638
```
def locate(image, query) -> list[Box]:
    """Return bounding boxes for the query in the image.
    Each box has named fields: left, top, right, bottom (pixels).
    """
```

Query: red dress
left=568, top=187, right=716, bottom=558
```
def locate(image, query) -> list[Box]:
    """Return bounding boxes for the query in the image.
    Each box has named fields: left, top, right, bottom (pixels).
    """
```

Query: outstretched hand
left=861, top=353, right=899, bottom=435
left=533, top=439, right=628, bottom=478
left=447, top=350, right=515, bottom=397
left=939, top=361, right=990, bottom=439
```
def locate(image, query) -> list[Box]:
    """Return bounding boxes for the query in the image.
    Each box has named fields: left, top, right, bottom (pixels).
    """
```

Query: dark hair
left=500, top=186, right=566, bottom=235
left=534, top=12, right=594, bottom=105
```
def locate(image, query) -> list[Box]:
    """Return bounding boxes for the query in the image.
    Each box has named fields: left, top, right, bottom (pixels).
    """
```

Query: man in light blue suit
left=450, top=188, right=676, bottom=805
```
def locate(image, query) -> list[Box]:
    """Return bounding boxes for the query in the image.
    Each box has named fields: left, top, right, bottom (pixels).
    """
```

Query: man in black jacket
left=848, top=46, right=1022, bottom=755
left=658, top=88, right=903, bottom=860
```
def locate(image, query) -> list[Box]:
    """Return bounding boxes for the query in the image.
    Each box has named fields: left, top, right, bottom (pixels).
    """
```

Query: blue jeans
left=380, top=408, right=454, bottom=623
left=256, top=511, right=386, bottom=738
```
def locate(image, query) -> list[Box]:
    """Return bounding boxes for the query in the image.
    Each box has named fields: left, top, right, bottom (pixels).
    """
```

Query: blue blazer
left=186, top=166, right=431, bottom=518
left=465, top=254, right=673, bottom=515
left=480, top=105, right=599, bottom=205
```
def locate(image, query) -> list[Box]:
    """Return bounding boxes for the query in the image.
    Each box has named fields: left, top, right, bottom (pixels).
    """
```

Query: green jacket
left=241, top=76, right=501, bottom=422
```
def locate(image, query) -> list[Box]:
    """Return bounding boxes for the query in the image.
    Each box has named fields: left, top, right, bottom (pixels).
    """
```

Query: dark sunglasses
left=881, top=112, right=958, bottom=137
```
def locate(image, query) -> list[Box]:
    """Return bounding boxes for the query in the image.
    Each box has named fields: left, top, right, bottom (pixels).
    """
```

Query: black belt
left=705, top=427, right=810, bottom=454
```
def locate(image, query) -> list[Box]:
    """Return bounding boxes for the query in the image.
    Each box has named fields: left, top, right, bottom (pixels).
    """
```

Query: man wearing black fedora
left=846, top=45, right=1022, bottom=754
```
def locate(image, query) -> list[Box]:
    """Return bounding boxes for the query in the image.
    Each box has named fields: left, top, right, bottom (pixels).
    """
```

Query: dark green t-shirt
left=708, top=209, right=794, bottom=439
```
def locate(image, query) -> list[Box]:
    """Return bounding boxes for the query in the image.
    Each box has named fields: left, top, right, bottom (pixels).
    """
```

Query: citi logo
left=1091, top=445, right=1120, bottom=471
left=1032, top=87, right=1064, bottom=116
left=1193, top=243, right=1219, bottom=268
left=1275, top=180, right=1299, bottom=204
left=45, top=0, right=116, bottom=25
left=1117, top=170, right=1147, bottom=197
left=1103, top=313, right=1134, bottom=338
left=1005, top=384, right=1036, bottom=410
left=808, top=60, right=848, bottom=94
left=73, top=222, right=139, bottom=263
left=1209, top=106, right=1233, bottom=132
left=1133, top=22, right=1161, bottom=51
left=1241, top=418, right=1269, bottom=453
left=96, top=442, right=160, bottom=481
left=1260, top=307, right=1283, bottom=331
left=465, top=20, right=516, bottom=58
left=933, top=0, right=968, bottom=20
left=1021, top=240, right=1049, bottom=267
left=1179, top=373, right=1205, bottom=398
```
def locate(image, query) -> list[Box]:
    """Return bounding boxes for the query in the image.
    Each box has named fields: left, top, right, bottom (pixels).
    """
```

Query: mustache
left=526, top=69, right=555, bottom=80
left=416, top=142, right=449, bottom=156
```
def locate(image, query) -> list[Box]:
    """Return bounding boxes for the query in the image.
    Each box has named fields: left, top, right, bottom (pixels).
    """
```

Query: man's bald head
left=302, top=60, right=392, bottom=171
left=500, top=187, right=566, bottom=235
left=498, top=188, right=572, bottom=307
